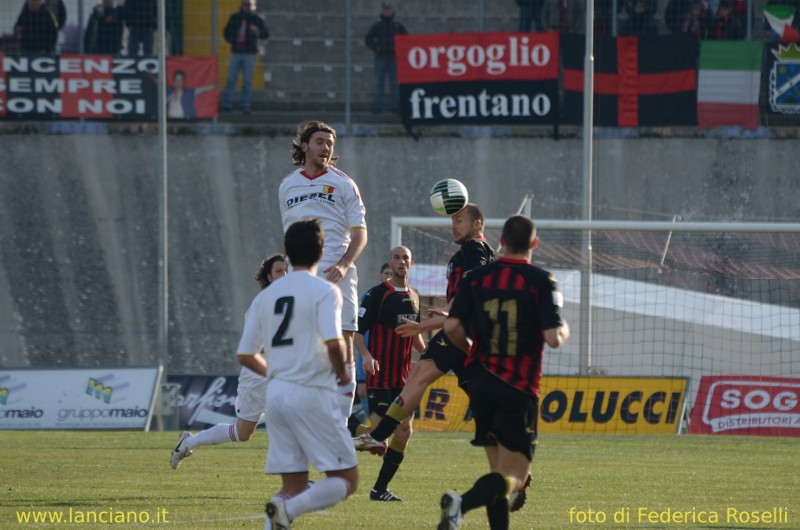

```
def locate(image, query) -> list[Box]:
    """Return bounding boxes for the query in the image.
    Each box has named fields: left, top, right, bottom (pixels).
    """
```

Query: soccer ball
left=430, top=179, right=469, bottom=216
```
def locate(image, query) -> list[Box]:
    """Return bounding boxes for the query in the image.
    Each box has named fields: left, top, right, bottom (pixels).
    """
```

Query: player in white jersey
left=278, top=120, right=367, bottom=422
left=170, top=255, right=287, bottom=470
left=238, top=219, right=369, bottom=530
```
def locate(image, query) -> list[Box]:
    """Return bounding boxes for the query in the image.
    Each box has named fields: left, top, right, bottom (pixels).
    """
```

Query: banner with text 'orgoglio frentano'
left=395, top=32, right=559, bottom=127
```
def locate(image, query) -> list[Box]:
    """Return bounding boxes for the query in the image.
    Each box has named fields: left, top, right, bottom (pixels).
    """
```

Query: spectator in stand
left=84, top=0, right=125, bottom=55
left=619, top=0, right=659, bottom=35
left=730, top=0, right=749, bottom=34
left=18, top=0, right=66, bottom=30
left=365, top=1, right=408, bottom=114
left=515, top=0, right=546, bottom=32
left=556, top=0, right=584, bottom=33
left=666, top=0, right=713, bottom=34
left=51, top=0, right=66, bottom=29
left=14, top=0, right=60, bottom=54
left=124, top=0, right=156, bottom=56
left=711, top=0, right=744, bottom=39
left=595, top=0, right=615, bottom=35
left=665, top=0, right=688, bottom=32
left=221, top=0, right=269, bottom=114
left=680, top=0, right=712, bottom=39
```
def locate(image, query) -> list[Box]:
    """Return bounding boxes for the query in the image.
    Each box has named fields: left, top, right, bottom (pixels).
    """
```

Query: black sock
left=461, top=472, right=508, bottom=514
left=373, top=448, right=404, bottom=492
left=346, top=414, right=359, bottom=436
left=486, top=495, right=510, bottom=530
left=369, top=402, right=408, bottom=441
left=369, top=416, right=399, bottom=442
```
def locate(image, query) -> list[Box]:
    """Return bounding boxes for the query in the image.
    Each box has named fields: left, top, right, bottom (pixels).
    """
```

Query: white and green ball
left=430, top=179, right=469, bottom=216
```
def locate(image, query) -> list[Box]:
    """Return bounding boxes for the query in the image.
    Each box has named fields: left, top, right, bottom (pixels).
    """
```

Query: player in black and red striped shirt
left=354, top=245, right=424, bottom=502
left=355, top=205, right=495, bottom=458
left=438, top=215, right=570, bottom=530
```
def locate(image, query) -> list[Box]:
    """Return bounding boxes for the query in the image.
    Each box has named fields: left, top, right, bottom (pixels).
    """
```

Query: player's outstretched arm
left=443, top=317, right=470, bottom=353
left=411, top=334, right=426, bottom=354
left=397, top=315, right=446, bottom=336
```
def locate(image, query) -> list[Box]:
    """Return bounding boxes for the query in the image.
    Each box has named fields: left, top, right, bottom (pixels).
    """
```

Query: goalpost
left=393, top=215, right=800, bottom=434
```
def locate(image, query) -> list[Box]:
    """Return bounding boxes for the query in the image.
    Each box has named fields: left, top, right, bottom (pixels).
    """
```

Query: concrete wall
left=1, top=131, right=798, bottom=374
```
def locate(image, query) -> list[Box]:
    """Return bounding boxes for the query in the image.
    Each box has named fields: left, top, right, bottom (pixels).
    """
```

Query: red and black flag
left=562, top=34, right=698, bottom=127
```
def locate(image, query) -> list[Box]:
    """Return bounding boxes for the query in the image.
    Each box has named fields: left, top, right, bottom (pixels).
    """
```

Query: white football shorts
left=264, top=378, right=358, bottom=474
left=235, top=368, right=267, bottom=423
left=318, top=261, right=358, bottom=332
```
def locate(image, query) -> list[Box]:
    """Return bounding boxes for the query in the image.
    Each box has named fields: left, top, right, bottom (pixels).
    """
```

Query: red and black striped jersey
left=357, top=280, right=421, bottom=388
left=448, top=258, right=564, bottom=398
left=446, top=237, right=495, bottom=302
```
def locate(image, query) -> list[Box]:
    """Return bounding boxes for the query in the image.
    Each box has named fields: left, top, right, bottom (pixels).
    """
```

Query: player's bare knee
left=395, top=419, right=413, bottom=441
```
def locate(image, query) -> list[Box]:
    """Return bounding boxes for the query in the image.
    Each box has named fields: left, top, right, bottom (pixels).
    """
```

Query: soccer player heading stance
left=354, top=204, right=494, bottom=451
left=279, top=120, right=367, bottom=424
left=354, top=245, right=424, bottom=502
left=238, top=219, right=359, bottom=530
left=438, top=215, right=570, bottom=530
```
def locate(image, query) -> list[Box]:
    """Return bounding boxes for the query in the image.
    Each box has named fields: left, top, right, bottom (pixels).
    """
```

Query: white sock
left=338, top=364, right=356, bottom=419
left=284, top=477, right=349, bottom=521
left=186, top=423, right=239, bottom=449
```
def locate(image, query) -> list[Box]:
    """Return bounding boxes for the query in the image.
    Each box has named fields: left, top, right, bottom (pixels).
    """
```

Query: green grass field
left=2, top=431, right=798, bottom=529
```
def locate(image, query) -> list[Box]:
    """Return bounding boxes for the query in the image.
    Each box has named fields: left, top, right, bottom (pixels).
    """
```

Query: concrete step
left=265, top=37, right=373, bottom=65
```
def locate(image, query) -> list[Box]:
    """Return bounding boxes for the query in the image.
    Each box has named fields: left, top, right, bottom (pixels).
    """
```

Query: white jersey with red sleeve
left=278, top=167, right=366, bottom=265
left=237, top=270, right=344, bottom=391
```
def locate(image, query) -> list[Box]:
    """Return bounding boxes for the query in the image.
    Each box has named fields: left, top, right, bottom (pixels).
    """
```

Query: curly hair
left=255, top=254, right=287, bottom=290
left=290, top=120, right=338, bottom=167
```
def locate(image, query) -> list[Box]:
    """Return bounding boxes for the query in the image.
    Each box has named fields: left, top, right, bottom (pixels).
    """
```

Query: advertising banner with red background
left=395, top=32, right=559, bottom=127
left=689, top=375, right=800, bottom=437
left=0, top=55, right=218, bottom=121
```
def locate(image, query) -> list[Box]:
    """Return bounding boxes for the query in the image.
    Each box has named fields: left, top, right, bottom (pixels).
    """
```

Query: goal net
left=396, top=216, right=800, bottom=435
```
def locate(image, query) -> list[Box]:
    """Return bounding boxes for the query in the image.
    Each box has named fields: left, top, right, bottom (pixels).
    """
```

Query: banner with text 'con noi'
left=395, top=32, right=559, bottom=131
left=689, top=375, right=800, bottom=437
left=0, top=55, right=219, bottom=121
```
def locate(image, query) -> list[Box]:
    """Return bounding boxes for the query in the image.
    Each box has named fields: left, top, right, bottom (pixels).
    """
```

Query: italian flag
left=697, top=41, right=763, bottom=130
left=764, top=5, right=800, bottom=44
